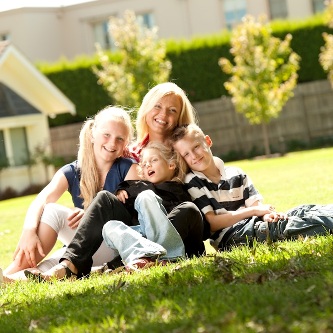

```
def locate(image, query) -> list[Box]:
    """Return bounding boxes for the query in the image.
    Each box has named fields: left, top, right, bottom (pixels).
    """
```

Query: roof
left=0, top=41, right=75, bottom=117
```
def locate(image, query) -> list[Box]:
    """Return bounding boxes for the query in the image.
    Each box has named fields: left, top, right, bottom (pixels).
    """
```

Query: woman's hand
left=13, top=229, right=45, bottom=268
left=116, top=190, right=128, bottom=204
left=67, top=208, right=84, bottom=229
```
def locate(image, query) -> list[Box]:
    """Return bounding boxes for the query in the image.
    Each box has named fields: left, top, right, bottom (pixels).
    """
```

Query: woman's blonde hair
left=78, top=105, right=133, bottom=209
left=136, top=82, right=198, bottom=142
left=139, top=141, right=188, bottom=183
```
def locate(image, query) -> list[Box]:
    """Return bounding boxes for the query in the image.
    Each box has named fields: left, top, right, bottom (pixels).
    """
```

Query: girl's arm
left=124, top=164, right=139, bottom=180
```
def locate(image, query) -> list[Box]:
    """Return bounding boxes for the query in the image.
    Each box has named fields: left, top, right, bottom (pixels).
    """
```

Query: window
left=312, top=0, right=325, bottom=13
left=93, top=19, right=114, bottom=50
left=0, top=130, right=8, bottom=168
left=0, top=32, right=9, bottom=41
left=10, top=127, right=29, bottom=166
left=137, top=12, right=155, bottom=29
left=92, top=12, right=155, bottom=50
left=224, top=0, right=247, bottom=30
left=269, top=0, right=288, bottom=20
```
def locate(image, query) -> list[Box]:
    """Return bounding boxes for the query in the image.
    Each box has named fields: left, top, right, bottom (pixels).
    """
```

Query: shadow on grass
left=1, top=237, right=333, bottom=332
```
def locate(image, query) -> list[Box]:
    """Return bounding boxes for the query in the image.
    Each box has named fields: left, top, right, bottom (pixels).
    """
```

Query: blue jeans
left=102, top=190, right=185, bottom=264
left=218, top=204, right=333, bottom=249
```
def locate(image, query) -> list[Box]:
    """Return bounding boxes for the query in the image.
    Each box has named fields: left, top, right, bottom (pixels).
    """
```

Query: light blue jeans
left=102, top=190, right=185, bottom=264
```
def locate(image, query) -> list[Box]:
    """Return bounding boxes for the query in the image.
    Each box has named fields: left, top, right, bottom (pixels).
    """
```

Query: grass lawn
left=0, top=147, right=333, bottom=332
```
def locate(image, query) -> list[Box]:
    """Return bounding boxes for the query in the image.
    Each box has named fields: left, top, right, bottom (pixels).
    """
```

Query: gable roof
left=0, top=41, right=75, bottom=117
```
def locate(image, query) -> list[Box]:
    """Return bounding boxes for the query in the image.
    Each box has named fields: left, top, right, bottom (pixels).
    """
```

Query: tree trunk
left=261, top=123, right=271, bottom=156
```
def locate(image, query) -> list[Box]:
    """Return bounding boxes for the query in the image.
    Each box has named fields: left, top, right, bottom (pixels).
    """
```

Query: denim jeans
left=62, top=191, right=133, bottom=277
left=219, top=204, right=333, bottom=249
left=102, top=190, right=185, bottom=263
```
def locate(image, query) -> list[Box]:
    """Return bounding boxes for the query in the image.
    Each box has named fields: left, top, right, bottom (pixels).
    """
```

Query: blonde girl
left=3, top=106, right=138, bottom=281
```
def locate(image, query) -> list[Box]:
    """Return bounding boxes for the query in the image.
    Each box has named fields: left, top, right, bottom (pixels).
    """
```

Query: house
left=0, top=0, right=326, bottom=63
left=0, top=41, right=75, bottom=195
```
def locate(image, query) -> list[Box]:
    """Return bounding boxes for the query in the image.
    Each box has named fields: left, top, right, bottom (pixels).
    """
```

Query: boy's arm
left=205, top=202, right=275, bottom=232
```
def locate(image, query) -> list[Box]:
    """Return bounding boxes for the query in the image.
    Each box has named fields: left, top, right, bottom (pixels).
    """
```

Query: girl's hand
left=13, top=229, right=45, bottom=268
left=116, top=190, right=128, bottom=204
left=67, top=208, right=84, bottom=229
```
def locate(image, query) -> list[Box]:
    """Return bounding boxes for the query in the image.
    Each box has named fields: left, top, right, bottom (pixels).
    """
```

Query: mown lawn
left=0, top=147, right=333, bottom=333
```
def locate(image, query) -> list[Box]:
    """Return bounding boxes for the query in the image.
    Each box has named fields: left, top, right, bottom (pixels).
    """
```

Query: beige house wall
left=50, top=80, right=333, bottom=161
left=0, top=0, right=321, bottom=63
left=0, top=114, right=55, bottom=192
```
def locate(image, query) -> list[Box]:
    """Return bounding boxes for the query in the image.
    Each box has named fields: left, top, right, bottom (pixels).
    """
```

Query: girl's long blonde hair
left=78, top=106, right=133, bottom=209
left=136, top=82, right=198, bottom=142
left=139, top=141, right=188, bottom=183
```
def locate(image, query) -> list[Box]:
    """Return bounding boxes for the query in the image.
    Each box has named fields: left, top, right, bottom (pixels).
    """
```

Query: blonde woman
left=3, top=106, right=138, bottom=281
left=130, top=82, right=198, bottom=161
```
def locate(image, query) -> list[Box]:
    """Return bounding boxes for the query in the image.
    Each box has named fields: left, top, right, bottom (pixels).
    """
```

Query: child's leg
left=281, top=204, right=333, bottom=238
left=102, top=220, right=166, bottom=265
left=134, top=190, right=185, bottom=260
left=168, top=202, right=205, bottom=257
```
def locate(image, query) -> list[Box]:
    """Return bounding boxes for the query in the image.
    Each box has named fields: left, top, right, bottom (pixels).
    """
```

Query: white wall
left=0, top=0, right=322, bottom=63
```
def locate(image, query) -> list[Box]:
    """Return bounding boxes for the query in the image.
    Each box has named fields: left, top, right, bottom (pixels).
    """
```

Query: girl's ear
left=169, top=161, right=177, bottom=171
left=204, top=135, right=212, bottom=147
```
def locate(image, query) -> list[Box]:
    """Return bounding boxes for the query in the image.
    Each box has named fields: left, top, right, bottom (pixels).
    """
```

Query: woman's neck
left=148, top=132, right=167, bottom=144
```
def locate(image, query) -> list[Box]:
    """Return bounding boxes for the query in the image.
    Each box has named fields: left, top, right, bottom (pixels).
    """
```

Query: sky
left=0, top=0, right=94, bottom=12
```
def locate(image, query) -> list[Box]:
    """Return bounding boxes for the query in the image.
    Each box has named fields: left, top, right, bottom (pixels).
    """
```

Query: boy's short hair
left=169, top=123, right=205, bottom=145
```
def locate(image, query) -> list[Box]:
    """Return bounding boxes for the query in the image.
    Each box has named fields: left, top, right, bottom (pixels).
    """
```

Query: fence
left=50, top=79, right=333, bottom=159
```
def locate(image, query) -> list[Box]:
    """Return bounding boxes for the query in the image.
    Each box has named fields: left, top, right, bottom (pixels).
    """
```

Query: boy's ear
left=204, top=135, right=212, bottom=147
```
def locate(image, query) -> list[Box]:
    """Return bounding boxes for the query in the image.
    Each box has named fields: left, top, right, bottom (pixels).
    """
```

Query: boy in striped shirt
left=170, top=124, right=333, bottom=249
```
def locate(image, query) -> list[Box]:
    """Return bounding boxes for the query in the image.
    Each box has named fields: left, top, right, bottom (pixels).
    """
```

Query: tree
left=219, top=15, right=300, bottom=156
left=319, top=0, right=333, bottom=86
left=93, top=10, right=171, bottom=113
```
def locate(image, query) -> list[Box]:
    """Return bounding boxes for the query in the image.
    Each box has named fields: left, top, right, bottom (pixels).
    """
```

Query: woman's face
left=140, top=148, right=175, bottom=184
left=93, top=119, right=128, bottom=163
left=145, top=93, right=182, bottom=139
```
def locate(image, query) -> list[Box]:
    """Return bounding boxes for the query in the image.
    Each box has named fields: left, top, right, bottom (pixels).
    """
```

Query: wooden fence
left=50, top=79, right=333, bottom=159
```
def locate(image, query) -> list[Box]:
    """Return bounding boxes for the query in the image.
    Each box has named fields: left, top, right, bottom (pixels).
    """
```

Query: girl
left=102, top=141, right=204, bottom=270
left=3, top=106, right=138, bottom=282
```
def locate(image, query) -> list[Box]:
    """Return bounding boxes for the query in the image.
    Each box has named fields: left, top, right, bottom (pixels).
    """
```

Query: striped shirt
left=184, top=156, right=263, bottom=238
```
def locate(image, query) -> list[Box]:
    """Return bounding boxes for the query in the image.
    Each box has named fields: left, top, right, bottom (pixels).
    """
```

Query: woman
left=129, top=81, right=198, bottom=161
left=3, top=106, right=138, bottom=281
left=28, top=82, right=201, bottom=280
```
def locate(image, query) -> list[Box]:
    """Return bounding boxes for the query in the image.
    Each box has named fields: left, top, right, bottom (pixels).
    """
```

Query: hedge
left=37, top=14, right=333, bottom=127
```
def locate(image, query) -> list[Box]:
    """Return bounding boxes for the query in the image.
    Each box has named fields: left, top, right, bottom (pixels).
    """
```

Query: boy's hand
left=253, top=204, right=276, bottom=217
left=116, top=190, right=128, bottom=203
left=263, top=212, right=288, bottom=223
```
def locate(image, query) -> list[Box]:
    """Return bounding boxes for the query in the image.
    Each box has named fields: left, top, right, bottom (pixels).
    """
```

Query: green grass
left=1, top=147, right=333, bottom=332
